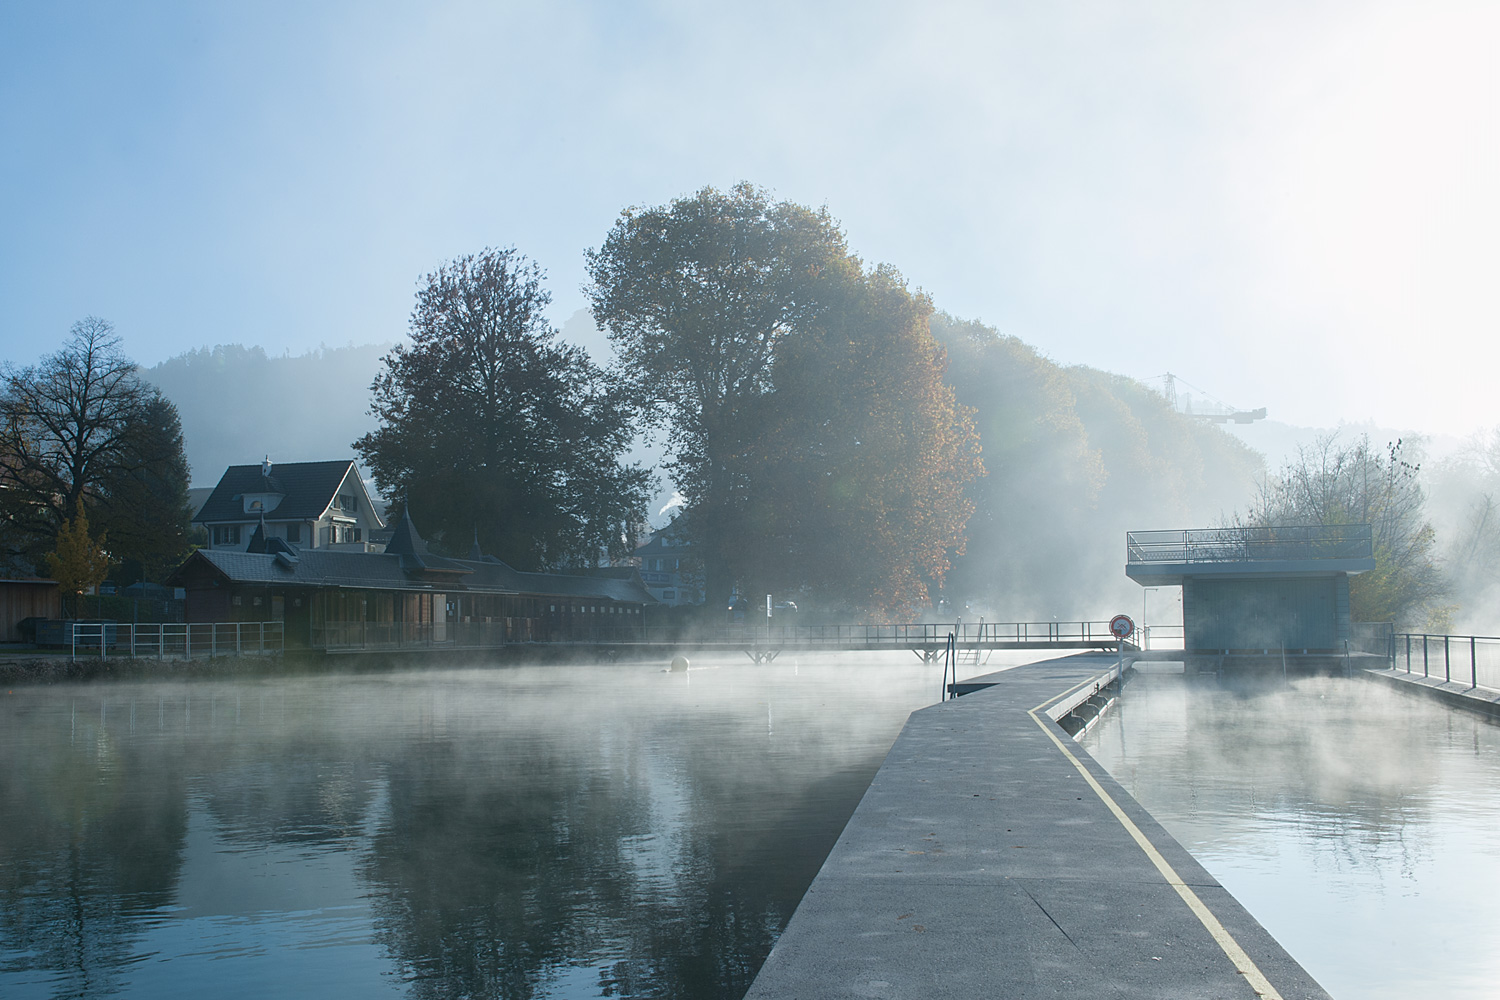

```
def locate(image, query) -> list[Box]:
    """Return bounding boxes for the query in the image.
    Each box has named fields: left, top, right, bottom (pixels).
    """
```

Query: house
left=167, top=509, right=657, bottom=648
left=194, top=458, right=384, bottom=553
left=632, top=519, right=703, bottom=606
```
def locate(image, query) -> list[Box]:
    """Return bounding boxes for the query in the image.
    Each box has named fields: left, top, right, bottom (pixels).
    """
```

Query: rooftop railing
left=1126, top=524, right=1374, bottom=565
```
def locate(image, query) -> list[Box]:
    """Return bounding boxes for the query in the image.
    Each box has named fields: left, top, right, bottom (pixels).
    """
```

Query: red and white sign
left=1109, top=614, right=1135, bottom=640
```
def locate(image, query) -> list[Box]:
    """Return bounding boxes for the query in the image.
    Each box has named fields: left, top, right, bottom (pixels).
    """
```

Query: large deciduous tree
left=585, top=183, right=850, bottom=608
left=741, top=267, right=981, bottom=617
left=0, top=318, right=193, bottom=581
left=354, top=247, right=652, bottom=569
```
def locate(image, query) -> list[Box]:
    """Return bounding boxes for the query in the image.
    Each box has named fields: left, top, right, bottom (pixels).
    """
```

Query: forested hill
left=144, top=344, right=388, bottom=486
left=929, top=313, right=1264, bottom=617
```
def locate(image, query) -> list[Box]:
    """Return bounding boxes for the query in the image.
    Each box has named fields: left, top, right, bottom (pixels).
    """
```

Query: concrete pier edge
left=745, top=652, right=1331, bottom=1000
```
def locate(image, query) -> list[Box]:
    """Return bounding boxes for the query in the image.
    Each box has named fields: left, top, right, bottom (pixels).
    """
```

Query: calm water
left=1080, top=671, right=1500, bottom=999
left=0, top=656, right=942, bottom=999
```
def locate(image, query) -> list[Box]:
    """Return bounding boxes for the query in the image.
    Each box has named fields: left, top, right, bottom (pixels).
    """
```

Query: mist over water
left=1080, top=672, right=1500, bottom=999
left=0, top=656, right=939, bottom=999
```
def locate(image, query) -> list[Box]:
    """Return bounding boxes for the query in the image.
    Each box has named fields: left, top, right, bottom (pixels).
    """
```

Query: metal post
left=1423, top=635, right=1429, bottom=678
left=1445, top=635, right=1451, bottom=684
left=1406, top=633, right=1411, bottom=672
left=1472, top=636, right=1478, bottom=690
left=260, top=622, right=266, bottom=654
left=236, top=623, right=242, bottom=655
left=186, top=624, right=191, bottom=660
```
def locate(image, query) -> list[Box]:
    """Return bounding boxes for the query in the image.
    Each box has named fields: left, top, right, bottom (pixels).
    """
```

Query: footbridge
left=312, top=620, right=1133, bottom=661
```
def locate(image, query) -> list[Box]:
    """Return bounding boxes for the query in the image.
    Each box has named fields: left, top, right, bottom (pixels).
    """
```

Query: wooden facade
left=0, top=579, right=61, bottom=643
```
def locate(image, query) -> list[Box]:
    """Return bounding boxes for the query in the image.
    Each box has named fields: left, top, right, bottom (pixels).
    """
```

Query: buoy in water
left=670, top=655, right=690, bottom=672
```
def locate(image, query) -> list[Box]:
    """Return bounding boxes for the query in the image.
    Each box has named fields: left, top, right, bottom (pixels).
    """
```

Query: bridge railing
left=307, top=619, right=1126, bottom=651
left=1395, top=633, right=1500, bottom=691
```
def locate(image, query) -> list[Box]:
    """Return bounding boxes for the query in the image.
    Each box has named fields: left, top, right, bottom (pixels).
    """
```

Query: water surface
left=0, top=656, right=941, bottom=999
left=1080, top=672, right=1500, bottom=999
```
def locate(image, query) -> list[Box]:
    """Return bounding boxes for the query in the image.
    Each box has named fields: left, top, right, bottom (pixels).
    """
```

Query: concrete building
left=1125, top=524, right=1376, bottom=663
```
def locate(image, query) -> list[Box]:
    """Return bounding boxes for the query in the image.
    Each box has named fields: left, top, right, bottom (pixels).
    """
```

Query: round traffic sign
left=1109, top=614, right=1135, bottom=640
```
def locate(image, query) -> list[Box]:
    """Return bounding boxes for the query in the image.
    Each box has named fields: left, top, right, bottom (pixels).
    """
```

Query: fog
left=0, top=657, right=939, bottom=999
left=1081, top=672, right=1500, bottom=999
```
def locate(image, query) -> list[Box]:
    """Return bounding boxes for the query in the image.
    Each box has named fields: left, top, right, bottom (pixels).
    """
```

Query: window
left=338, top=493, right=356, bottom=512
left=286, top=523, right=301, bottom=543
left=213, top=525, right=241, bottom=546
left=663, top=590, right=676, bottom=600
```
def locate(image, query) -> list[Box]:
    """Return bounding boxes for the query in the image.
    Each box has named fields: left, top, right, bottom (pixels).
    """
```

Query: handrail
left=68, top=621, right=285, bottom=661
left=1126, top=524, right=1374, bottom=564
left=1394, top=632, right=1500, bottom=692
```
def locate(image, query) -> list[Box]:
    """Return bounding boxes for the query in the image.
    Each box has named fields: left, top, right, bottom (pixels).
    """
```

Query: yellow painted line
left=1028, top=693, right=1284, bottom=1000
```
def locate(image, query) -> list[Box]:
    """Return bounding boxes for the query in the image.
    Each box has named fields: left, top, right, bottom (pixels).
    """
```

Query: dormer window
left=338, top=493, right=356, bottom=513
left=249, top=499, right=263, bottom=511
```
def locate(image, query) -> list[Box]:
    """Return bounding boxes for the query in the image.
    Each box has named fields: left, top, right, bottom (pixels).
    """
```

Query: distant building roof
left=169, top=547, right=656, bottom=604
left=194, top=460, right=380, bottom=526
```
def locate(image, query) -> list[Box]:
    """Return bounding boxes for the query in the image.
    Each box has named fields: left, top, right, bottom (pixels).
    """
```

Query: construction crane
left=1156, top=373, right=1266, bottom=425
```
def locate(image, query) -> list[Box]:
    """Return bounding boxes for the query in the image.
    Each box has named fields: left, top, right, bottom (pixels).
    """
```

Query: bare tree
left=1243, top=434, right=1444, bottom=627
left=0, top=318, right=192, bottom=579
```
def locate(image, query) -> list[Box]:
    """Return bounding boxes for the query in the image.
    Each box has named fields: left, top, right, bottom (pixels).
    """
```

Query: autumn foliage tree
left=589, top=184, right=979, bottom=616
left=740, top=266, right=981, bottom=616
left=44, top=504, right=110, bottom=616
left=355, top=248, right=652, bottom=569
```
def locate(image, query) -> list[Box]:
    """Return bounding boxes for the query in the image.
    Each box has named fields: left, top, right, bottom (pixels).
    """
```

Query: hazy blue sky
left=2, top=1, right=1494, bottom=436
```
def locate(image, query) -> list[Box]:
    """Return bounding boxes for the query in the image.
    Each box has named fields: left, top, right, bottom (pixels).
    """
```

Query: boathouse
left=168, top=510, right=656, bottom=649
left=1125, top=524, right=1375, bottom=662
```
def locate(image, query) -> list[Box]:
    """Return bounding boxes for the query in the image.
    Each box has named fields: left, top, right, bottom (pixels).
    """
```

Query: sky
left=1, top=0, right=1495, bottom=438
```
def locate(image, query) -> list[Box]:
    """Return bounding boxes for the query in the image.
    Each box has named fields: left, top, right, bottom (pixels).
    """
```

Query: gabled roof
left=193, top=460, right=378, bottom=525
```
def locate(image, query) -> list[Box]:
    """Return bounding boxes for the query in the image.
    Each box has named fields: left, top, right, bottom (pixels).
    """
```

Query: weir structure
left=1125, top=523, right=1376, bottom=672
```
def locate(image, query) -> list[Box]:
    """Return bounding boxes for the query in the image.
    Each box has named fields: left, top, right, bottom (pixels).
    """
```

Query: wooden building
left=168, top=510, right=655, bottom=649
left=0, top=578, right=61, bottom=643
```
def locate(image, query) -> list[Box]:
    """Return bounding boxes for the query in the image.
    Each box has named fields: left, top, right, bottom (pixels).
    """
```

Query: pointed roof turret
left=246, top=512, right=269, bottom=553
left=467, top=527, right=484, bottom=561
left=383, top=507, right=473, bottom=583
left=384, top=507, right=429, bottom=558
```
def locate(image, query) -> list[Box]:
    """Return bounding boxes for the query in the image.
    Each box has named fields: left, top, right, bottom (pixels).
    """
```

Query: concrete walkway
left=1363, top=665, right=1500, bottom=718
left=746, top=653, right=1330, bottom=1000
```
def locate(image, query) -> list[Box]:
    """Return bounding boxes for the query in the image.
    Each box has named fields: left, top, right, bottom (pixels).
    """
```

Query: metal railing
left=1396, top=633, right=1500, bottom=692
left=69, top=621, right=285, bottom=661
left=306, top=619, right=1127, bottom=652
left=1127, top=524, right=1374, bottom=565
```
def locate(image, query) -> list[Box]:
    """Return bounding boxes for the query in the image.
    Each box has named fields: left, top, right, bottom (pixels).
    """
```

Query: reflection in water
left=0, top=658, right=938, bottom=998
left=1080, top=673, right=1500, bottom=1000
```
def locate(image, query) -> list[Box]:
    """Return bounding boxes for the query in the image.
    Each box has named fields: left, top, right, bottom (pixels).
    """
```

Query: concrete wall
left=1184, top=575, right=1350, bottom=651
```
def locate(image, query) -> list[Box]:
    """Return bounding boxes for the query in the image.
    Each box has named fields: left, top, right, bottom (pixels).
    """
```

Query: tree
left=355, top=248, right=652, bottom=569
left=44, top=503, right=110, bottom=616
left=0, top=318, right=193, bottom=581
left=1243, top=435, right=1444, bottom=627
left=740, top=266, right=981, bottom=617
left=586, top=183, right=850, bottom=608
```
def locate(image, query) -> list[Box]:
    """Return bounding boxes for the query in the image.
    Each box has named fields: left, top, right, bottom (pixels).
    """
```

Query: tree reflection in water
left=0, top=659, right=935, bottom=999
